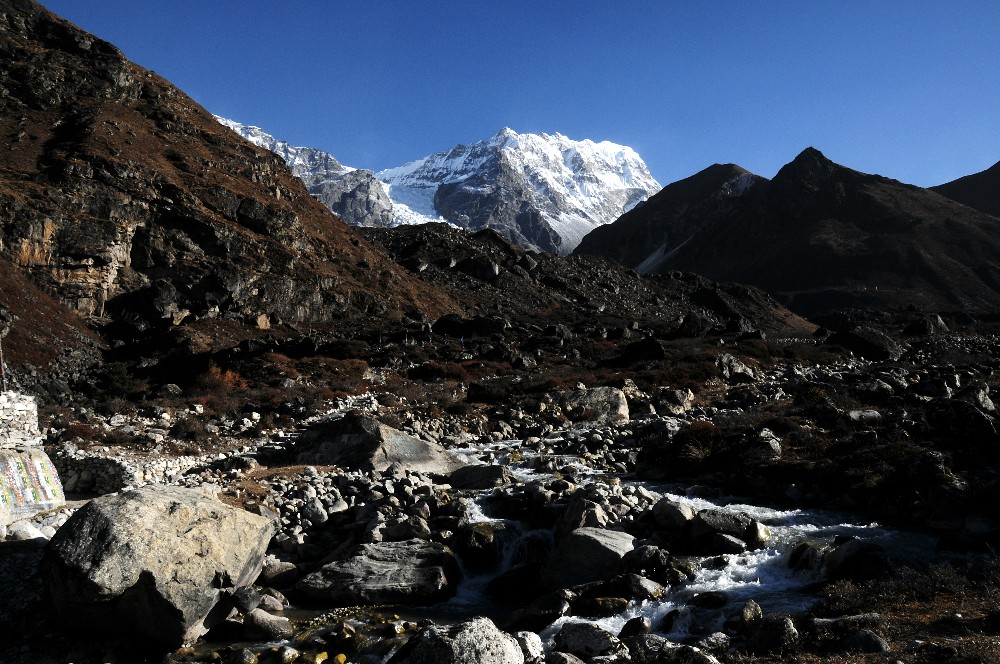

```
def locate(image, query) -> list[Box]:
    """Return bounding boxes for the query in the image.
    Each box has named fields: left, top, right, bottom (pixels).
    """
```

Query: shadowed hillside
left=576, top=148, right=1000, bottom=314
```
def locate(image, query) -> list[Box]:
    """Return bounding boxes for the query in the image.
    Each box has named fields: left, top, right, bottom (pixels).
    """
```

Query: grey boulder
left=241, top=608, right=294, bottom=641
left=389, top=616, right=523, bottom=664
left=42, top=485, right=273, bottom=647
left=553, top=621, right=627, bottom=659
left=556, top=387, right=629, bottom=424
left=543, top=527, right=635, bottom=589
left=295, top=539, right=460, bottom=606
left=296, top=412, right=464, bottom=475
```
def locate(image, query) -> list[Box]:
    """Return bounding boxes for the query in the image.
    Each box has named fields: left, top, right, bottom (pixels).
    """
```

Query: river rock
left=716, top=353, right=756, bottom=383
left=711, top=532, right=748, bottom=554
left=547, top=653, right=586, bottom=664
left=241, top=608, right=294, bottom=641
left=619, top=616, right=652, bottom=639
left=556, top=387, right=629, bottom=424
left=230, top=586, right=261, bottom=614
left=746, top=615, right=799, bottom=655
left=258, top=555, right=299, bottom=588
left=388, top=616, right=523, bottom=664
left=824, top=536, right=890, bottom=581
left=842, top=628, right=890, bottom=653
left=294, top=539, right=460, bottom=606
left=515, top=631, right=544, bottom=663
left=543, top=527, right=635, bottom=589
left=453, top=521, right=519, bottom=574
left=827, top=327, right=903, bottom=361
left=652, top=497, right=695, bottom=531
left=553, top=622, right=627, bottom=659
left=506, top=590, right=573, bottom=631
left=623, top=545, right=692, bottom=586
left=559, top=497, right=610, bottom=535
left=6, top=519, right=45, bottom=541
left=42, top=485, right=273, bottom=647
left=295, top=412, right=464, bottom=475
left=690, top=509, right=759, bottom=550
left=449, top=464, right=516, bottom=489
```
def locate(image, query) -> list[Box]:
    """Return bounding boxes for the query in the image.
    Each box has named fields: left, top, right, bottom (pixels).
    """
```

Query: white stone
left=7, top=520, right=45, bottom=540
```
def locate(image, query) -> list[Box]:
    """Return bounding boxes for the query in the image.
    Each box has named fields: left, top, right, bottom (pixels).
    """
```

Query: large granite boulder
left=296, top=412, right=464, bottom=475
left=543, top=527, right=635, bottom=589
left=294, top=539, right=460, bottom=606
left=41, top=485, right=272, bottom=647
left=389, top=616, right=523, bottom=664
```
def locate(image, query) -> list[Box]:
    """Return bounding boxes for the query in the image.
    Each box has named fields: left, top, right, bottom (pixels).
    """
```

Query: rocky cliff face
left=378, top=128, right=661, bottom=255
left=216, top=118, right=394, bottom=228
left=577, top=148, right=1000, bottom=314
left=0, top=0, right=451, bottom=336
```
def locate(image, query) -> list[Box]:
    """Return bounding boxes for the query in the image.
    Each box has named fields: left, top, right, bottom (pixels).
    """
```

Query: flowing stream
left=444, top=430, right=937, bottom=644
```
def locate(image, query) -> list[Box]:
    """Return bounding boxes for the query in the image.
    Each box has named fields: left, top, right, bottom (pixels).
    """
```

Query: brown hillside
left=0, top=0, right=455, bottom=336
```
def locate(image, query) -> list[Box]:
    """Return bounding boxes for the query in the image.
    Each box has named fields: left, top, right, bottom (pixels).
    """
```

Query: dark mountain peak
left=772, top=147, right=841, bottom=186
left=647, top=162, right=760, bottom=205
left=700, top=162, right=752, bottom=179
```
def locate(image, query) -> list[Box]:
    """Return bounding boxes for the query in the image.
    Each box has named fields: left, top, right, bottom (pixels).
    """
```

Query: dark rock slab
left=294, top=539, right=460, bottom=606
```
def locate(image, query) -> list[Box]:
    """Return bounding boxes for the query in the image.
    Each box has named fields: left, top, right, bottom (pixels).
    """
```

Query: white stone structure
left=0, top=391, right=65, bottom=526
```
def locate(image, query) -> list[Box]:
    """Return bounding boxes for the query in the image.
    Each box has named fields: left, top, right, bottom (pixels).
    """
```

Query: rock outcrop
left=41, top=485, right=273, bottom=647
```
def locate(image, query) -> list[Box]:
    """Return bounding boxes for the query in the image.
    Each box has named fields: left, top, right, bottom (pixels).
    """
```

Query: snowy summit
left=378, top=128, right=661, bottom=254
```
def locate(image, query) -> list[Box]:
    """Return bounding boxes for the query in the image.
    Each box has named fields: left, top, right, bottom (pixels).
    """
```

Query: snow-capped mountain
left=378, top=128, right=661, bottom=254
left=216, top=119, right=660, bottom=254
left=215, top=117, right=394, bottom=228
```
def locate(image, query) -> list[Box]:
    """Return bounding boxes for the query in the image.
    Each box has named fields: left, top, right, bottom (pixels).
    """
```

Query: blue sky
left=41, top=1, right=999, bottom=187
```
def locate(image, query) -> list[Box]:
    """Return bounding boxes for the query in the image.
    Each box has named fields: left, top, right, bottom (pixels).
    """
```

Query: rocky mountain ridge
left=576, top=148, right=1000, bottom=315
left=215, top=117, right=394, bottom=228
left=575, top=163, right=765, bottom=272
